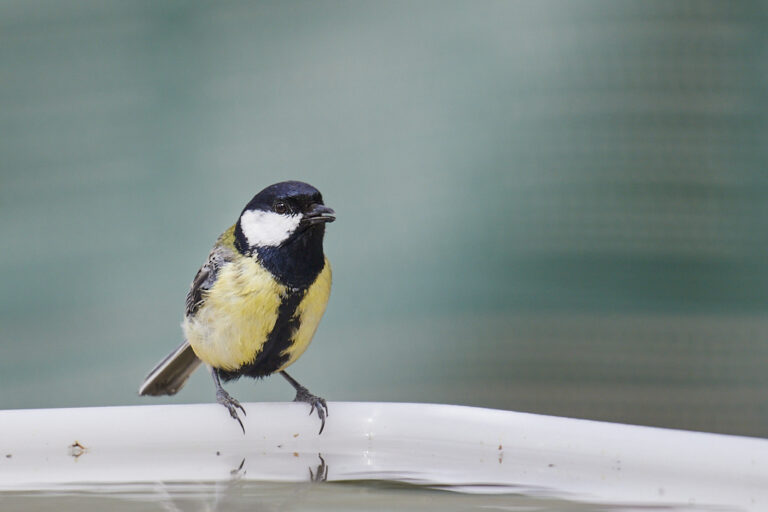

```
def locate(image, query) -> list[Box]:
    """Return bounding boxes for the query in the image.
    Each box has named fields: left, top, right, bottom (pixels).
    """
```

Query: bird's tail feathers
left=138, top=341, right=202, bottom=396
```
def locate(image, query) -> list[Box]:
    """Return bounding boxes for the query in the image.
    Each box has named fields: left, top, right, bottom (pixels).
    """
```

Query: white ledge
left=0, top=402, right=766, bottom=510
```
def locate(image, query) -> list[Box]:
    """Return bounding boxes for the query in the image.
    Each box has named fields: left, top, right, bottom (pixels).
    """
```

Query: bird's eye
left=273, top=201, right=289, bottom=214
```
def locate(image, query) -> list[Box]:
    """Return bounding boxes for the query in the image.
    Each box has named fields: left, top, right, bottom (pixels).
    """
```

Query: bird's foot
left=216, top=389, right=246, bottom=433
left=293, top=386, right=328, bottom=434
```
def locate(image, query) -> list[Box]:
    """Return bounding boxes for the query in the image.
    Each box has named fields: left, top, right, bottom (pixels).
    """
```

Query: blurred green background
left=1, top=1, right=767, bottom=437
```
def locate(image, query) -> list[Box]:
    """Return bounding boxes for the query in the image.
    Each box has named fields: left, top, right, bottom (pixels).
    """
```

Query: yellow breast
left=183, top=256, right=332, bottom=373
left=183, top=256, right=285, bottom=371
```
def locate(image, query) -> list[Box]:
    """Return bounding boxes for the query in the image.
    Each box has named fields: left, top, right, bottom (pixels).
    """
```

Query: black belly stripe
left=218, top=289, right=306, bottom=381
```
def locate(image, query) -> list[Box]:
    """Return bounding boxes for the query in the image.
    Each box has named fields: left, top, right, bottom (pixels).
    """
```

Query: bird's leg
left=211, top=367, right=246, bottom=433
left=280, top=371, right=328, bottom=434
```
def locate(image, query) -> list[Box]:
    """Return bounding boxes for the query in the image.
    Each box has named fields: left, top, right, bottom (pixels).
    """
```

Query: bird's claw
left=216, top=390, right=246, bottom=434
left=294, top=387, right=329, bottom=434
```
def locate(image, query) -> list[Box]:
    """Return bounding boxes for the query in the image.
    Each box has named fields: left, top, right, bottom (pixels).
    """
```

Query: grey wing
left=185, top=243, right=233, bottom=317
left=139, top=243, right=234, bottom=396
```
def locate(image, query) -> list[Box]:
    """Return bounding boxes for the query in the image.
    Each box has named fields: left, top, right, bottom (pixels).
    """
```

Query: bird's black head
left=234, top=181, right=334, bottom=288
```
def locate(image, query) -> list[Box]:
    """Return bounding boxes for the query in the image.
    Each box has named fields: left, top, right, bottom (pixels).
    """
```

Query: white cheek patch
left=240, top=210, right=301, bottom=247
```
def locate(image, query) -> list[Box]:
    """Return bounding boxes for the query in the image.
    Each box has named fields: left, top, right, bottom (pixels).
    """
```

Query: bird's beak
left=302, top=204, right=336, bottom=226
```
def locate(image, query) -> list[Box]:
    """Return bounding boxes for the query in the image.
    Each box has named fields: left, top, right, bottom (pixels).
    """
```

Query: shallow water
left=0, top=480, right=712, bottom=512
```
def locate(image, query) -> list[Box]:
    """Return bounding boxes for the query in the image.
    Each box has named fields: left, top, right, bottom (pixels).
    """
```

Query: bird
left=138, top=181, right=335, bottom=434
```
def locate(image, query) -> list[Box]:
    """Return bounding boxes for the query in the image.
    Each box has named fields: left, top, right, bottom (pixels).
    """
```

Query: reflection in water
left=0, top=480, right=687, bottom=512
left=309, top=455, right=328, bottom=483
left=0, top=448, right=737, bottom=512
left=225, top=453, right=329, bottom=482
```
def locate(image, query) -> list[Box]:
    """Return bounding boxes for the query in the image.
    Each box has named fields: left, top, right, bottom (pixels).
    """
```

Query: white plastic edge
left=0, top=402, right=766, bottom=510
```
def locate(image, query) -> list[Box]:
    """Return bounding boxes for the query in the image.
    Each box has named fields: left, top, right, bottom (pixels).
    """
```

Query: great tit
left=139, top=181, right=335, bottom=433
